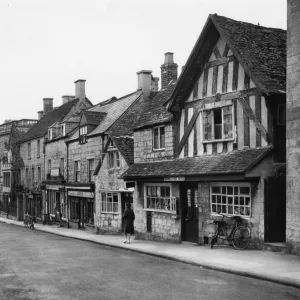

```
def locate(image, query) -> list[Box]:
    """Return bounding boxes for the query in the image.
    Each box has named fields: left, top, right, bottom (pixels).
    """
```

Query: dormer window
left=79, top=126, right=87, bottom=144
left=153, top=126, right=165, bottom=150
left=203, top=105, right=234, bottom=142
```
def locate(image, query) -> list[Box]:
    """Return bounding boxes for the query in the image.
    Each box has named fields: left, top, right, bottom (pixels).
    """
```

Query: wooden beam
left=184, top=88, right=261, bottom=109
left=223, top=44, right=229, bottom=57
left=204, top=56, right=234, bottom=70
left=213, top=45, right=221, bottom=59
left=238, top=97, right=270, bottom=143
left=178, top=110, right=200, bottom=156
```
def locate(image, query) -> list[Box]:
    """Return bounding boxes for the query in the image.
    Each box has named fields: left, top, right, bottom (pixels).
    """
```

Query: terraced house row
left=0, top=14, right=295, bottom=252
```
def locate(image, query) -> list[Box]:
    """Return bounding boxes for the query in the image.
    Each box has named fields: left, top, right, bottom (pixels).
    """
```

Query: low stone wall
left=95, top=213, right=122, bottom=234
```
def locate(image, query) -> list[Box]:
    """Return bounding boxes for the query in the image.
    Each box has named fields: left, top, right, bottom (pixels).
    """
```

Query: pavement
left=1, top=216, right=300, bottom=289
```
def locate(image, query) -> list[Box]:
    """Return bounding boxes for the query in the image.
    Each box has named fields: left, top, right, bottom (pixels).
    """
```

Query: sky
left=0, top=0, right=287, bottom=124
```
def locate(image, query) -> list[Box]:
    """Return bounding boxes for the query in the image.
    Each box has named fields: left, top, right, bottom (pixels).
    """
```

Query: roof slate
left=88, top=90, right=142, bottom=136
left=83, top=111, right=107, bottom=126
left=19, top=99, right=79, bottom=143
left=134, top=83, right=176, bottom=130
left=111, top=136, right=134, bottom=166
left=122, top=146, right=272, bottom=179
left=211, top=14, right=286, bottom=93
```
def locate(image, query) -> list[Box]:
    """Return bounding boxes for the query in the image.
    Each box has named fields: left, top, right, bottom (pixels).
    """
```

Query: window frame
left=153, top=125, right=166, bottom=150
left=101, top=192, right=119, bottom=214
left=210, top=182, right=251, bottom=218
left=144, top=183, right=176, bottom=214
left=31, top=166, right=35, bottom=186
left=3, top=172, right=10, bottom=187
left=203, top=105, right=234, bottom=143
left=28, top=142, right=31, bottom=159
left=74, top=160, right=81, bottom=182
left=79, top=126, right=87, bottom=144
left=37, top=140, right=40, bottom=158
left=107, top=150, right=120, bottom=169
left=88, top=158, right=95, bottom=182
left=37, top=166, right=41, bottom=186
left=47, top=159, right=51, bottom=175
left=60, top=158, right=64, bottom=177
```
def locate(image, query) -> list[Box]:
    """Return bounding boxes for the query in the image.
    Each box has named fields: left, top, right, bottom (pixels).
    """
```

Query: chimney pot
left=164, top=52, right=174, bottom=64
left=43, top=98, right=53, bottom=115
left=136, top=70, right=152, bottom=93
left=161, top=52, right=178, bottom=90
left=62, top=95, right=75, bottom=104
left=74, top=79, right=86, bottom=101
left=37, top=111, right=44, bottom=120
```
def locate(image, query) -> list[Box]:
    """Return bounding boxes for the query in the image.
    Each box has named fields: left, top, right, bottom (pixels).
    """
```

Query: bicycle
left=210, top=213, right=251, bottom=250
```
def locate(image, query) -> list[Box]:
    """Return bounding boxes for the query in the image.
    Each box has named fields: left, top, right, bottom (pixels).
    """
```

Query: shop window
left=101, top=192, right=119, bottom=213
left=74, top=161, right=80, bottom=182
left=70, top=197, right=79, bottom=221
left=153, top=126, right=165, bottom=150
left=203, top=106, right=233, bottom=141
left=108, top=151, right=120, bottom=169
left=144, top=183, right=176, bottom=213
left=88, top=158, right=95, bottom=182
left=210, top=183, right=251, bottom=217
left=79, top=126, right=87, bottom=144
left=3, top=172, right=10, bottom=187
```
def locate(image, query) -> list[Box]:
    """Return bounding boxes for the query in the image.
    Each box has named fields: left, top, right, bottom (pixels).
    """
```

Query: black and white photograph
left=1, top=0, right=300, bottom=299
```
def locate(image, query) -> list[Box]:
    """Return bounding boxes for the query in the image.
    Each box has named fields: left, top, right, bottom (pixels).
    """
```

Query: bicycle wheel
left=211, top=227, right=226, bottom=249
left=232, top=226, right=250, bottom=250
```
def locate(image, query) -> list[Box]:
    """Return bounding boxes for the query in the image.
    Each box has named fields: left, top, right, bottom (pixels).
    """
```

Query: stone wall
left=68, top=135, right=102, bottom=183
left=134, top=124, right=174, bottom=163
left=286, top=0, right=300, bottom=254
left=95, top=150, right=129, bottom=233
left=133, top=182, right=181, bottom=243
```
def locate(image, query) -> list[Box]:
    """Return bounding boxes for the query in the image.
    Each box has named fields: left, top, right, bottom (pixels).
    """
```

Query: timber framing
left=177, top=110, right=200, bottom=155
left=237, top=97, right=270, bottom=143
left=203, top=55, right=235, bottom=70
left=184, top=87, right=260, bottom=109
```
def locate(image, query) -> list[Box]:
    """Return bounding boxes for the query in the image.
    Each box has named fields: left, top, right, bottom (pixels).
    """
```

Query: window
left=47, top=159, right=51, bottom=174
left=144, top=183, right=176, bottom=213
left=203, top=106, right=234, bottom=141
left=210, top=183, right=251, bottom=217
left=79, top=126, right=87, bottom=144
left=37, top=140, right=40, bottom=158
left=101, top=192, right=119, bottom=213
left=31, top=167, right=35, bottom=186
left=88, top=158, right=95, bottom=182
left=74, top=161, right=80, bottom=182
left=153, top=126, right=165, bottom=150
left=60, top=158, right=64, bottom=177
left=60, top=124, right=66, bottom=136
left=108, top=151, right=120, bottom=169
left=37, top=166, right=41, bottom=185
left=277, top=104, right=286, bottom=126
left=3, top=172, right=10, bottom=187
left=28, top=143, right=31, bottom=159
left=25, top=168, right=29, bottom=186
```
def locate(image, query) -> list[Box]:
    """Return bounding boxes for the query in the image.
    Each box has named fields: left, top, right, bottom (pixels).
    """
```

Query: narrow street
left=0, top=223, right=299, bottom=300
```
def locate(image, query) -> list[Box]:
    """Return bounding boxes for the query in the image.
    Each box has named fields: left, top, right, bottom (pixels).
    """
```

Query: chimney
left=151, top=77, right=159, bottom=93
left=74, top=79, right=86, bottom=101
left=43, top=98, right=53, bottom=115
left=37, top=111, right=43, bottom=120
left=137, top=70, right=152, bottom=96
left=161, top=52, right=178, bottom=90
left=62, top=95, right=75, bottom=104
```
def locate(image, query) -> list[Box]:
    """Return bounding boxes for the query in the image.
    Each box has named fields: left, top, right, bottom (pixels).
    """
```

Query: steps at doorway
left=263, top=242, right=289, bottom=253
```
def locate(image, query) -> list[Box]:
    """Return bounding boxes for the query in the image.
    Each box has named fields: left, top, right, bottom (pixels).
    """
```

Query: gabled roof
left=111, top=136, right=134, bottom=166
left=122, top=146, right=272, bottom=179
left=62, top=97, right=93, bottom=123
left=19, top=99, right=79, bottom=143
left=80, top=111, right=107, bottom=127
left=168, top=14, right=286, bottom=111
left=87, top=90, right=143, bottom=136
left=134, top=82, right=176, bottom=130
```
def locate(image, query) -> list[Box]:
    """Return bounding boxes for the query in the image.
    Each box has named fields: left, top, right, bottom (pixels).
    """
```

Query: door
left=181, top=183, right=199, bottom=243
left=265, top=177, right=286, bottom=242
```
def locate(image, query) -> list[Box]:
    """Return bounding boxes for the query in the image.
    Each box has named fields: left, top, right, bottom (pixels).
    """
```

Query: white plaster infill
left=1, top=217, right=300, bottom=289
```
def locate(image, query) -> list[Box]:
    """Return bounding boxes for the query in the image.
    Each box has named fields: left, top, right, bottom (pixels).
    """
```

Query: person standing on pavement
left=123, top=202, right=135, bottom=244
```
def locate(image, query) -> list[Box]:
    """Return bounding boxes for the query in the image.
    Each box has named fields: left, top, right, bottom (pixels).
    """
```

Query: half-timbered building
left=123, top=14, right=286, bottom=247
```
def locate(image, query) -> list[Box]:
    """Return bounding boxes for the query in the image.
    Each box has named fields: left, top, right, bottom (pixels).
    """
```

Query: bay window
left=211, top=183, right=251, bottom=217
left=101, top=192, right=119, bottom=213
left=144, top=183, right=176, bottom=213
left=203, top=105, right=234, bottom=141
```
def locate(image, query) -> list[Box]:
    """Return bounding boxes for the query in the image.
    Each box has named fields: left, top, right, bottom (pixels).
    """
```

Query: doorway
left=264, top=177, right=286, bottom=242
left=181, top=183, right=199, bottom=243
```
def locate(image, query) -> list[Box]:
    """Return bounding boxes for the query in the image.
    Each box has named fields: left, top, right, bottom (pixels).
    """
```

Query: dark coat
left=123, top=207, right=135, bottom=234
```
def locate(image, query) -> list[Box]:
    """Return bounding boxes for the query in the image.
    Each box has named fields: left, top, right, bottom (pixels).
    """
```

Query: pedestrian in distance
left=123, top=202, right=135, bottom=244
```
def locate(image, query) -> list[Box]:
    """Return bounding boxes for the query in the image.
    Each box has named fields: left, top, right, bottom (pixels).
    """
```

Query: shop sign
left=50, top=168, right=60, bottom=177
left=164, top=176, right=185, bottom=182
left=68, top=191, right=94, bottom=198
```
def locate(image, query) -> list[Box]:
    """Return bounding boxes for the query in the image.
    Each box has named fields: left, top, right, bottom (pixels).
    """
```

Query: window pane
left=223, top=107, right=233, bottom=139
left=214, top=108, right=222, bottom=139
left=227, top=186, right=233, bottom=195
left=160, top=127, right=165, bottom=148
left=154, top=128, right=159, bottom=149
left=221, top=205, right=226, bottom=213
left=222, top=196, right=226, bottom=204
left=222, top=186, right=226, bottom=194
left=203, top=111, right=212, bottom=140
left=147, top=187, right=151, bottom=196
left=240, top=187, right=250, bottom=195
left=228, top=197, right=233, bottom=204
left=212, top=195, right=216, bottom=204
left=113, top=193, right=118, bottom=203
left=234, top=197, right=239, bottom=205
left=151, top=187, right=156, bottom=196
left=166, top=187, right=170, bottom=197
left=217, top=195, right=221, bottom=203
left=113, top=203, right=118, bottom=212
left=228, top=205, right=233, bottom=214
left=212, top=186, right=221, bottom=194
left=212, top=204, right=216, bottom=212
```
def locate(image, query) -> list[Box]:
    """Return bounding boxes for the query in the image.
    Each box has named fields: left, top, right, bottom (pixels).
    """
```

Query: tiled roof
left=134, top=83, right=176, bottom=130
left=111, top=136, right=134, bottom=166
left=122, top=146, right=272, bottom=179
left=87, top=90, right=143, bottom=136
left=83, top=111, right=107, bottom=126
left=19, top=99, right=79, bottom=143
left=211, top=14, right=286, bottom=93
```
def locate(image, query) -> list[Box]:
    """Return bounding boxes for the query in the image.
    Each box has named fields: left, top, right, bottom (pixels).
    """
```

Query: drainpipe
left=66, top=141, right=70, bottom=228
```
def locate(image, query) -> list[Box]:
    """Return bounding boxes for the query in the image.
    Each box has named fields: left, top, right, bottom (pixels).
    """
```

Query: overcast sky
left=0, top=0, right=286, bottom=124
